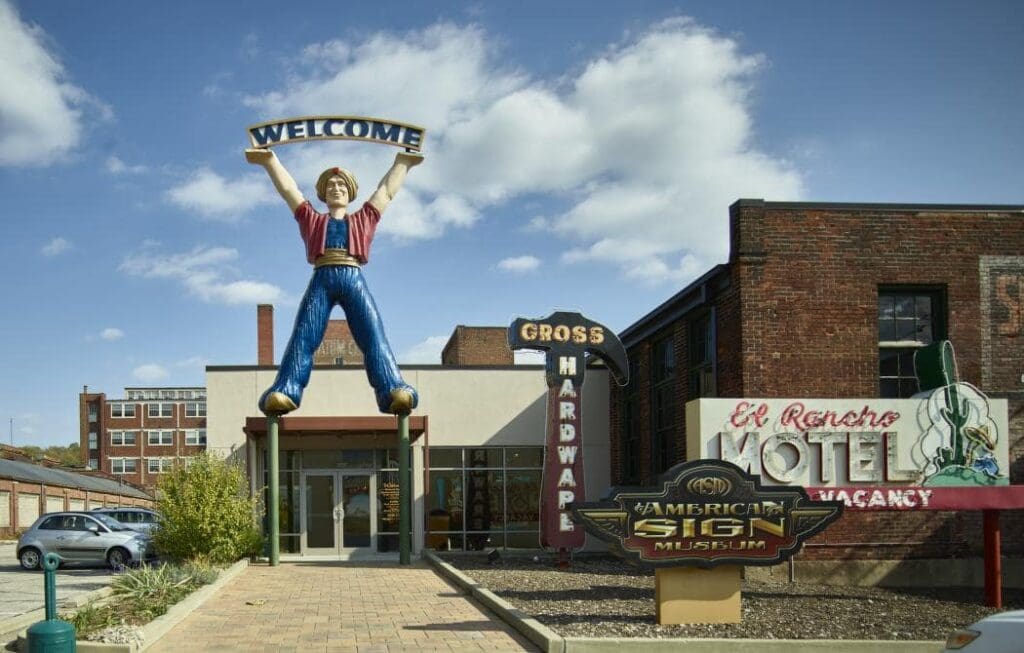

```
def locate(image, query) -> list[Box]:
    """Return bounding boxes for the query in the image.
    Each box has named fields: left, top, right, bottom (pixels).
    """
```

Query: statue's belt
left=314, top=248, right=361, bottom=268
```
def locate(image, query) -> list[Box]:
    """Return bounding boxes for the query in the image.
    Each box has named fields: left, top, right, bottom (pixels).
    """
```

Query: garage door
left=69, top=499, right=85, bottom=511
left=46, top=496, right=64, bottom=513
left=0, top=491, right=9, bottom=528
left=17, top=494, right=39, bottom=527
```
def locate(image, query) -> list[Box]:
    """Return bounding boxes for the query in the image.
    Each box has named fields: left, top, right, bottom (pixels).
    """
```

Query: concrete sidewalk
left=148, top=560, right=537, bottom=652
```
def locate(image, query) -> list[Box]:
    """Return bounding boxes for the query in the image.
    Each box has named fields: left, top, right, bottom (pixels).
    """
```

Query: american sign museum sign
left=686, top=383, right=1009, bottom=510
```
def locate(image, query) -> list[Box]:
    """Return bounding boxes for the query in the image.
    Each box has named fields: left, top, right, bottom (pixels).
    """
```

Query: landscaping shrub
left=153, top=453, right=263, bottom=563
left=64, top=561, right=221, bottom=637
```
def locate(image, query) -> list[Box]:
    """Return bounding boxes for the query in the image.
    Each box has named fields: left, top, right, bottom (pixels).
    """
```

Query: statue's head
left=315, top=167, right=358, bottom=206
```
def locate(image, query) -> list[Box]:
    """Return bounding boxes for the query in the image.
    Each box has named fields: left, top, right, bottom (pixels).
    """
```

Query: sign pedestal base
left=655, top=565, right=742, bottom=624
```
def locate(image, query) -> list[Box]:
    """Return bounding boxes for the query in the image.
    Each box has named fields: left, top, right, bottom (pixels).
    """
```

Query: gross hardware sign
left=572, top=460, right=843, bottom=567
left=507, top=311, right=628, bottom=552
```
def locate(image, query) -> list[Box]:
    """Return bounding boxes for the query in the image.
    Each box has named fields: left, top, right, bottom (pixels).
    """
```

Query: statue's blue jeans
left=259, top=264, right=416, bottom=414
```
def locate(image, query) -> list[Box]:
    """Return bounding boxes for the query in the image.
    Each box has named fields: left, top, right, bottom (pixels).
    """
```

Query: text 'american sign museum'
left=572, top=459, right=843, bottom=567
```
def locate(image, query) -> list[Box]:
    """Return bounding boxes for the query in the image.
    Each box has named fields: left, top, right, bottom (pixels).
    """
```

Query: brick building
left=442, top=326, right=514, bottom=366
left=611, top=200, right=1024, bottom=565
left=79, top=386, right=208, bottom=491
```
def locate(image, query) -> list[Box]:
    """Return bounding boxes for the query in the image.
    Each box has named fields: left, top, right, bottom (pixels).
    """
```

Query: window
left=185, top=402, right=206, bottom=417
left=88, top=405, right=98, bottom=422
left=425, top=446, right=543, bottom=552
left=185, top=429, right=207, bottom=446
left=160, top=390, right=175, bottom=399
left=111, top=430, right=137, bottom=446
left=650, top=335, right=676, bottom=474
left=110, top=403, right=136, bottom=418
left=111, top=458, right=138, bottom=474
left=687, top=312, right=715, bottom=400
left=88, top=432, right=98, bottom=449
left=147, top=458, right=173, bottom=473
left=38, top=516, right=64, bottom=530
left=147, top=403, right=173, bottom=418
left=878, top=288, right=945, bottom=398
left=619, top=352, right=642, bottom=483
left=88, top=458, right=98, bottom=470
left=147, top=430, right=174, bottom=445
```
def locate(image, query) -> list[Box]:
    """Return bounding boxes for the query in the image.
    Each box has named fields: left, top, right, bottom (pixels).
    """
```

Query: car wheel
left=19, top=547, right=41, bottom=570
left=106, top=547, right=130, bottom=570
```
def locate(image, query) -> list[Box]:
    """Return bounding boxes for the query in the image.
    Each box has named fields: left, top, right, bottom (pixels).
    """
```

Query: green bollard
left=26, top=553, right=76, bottom=652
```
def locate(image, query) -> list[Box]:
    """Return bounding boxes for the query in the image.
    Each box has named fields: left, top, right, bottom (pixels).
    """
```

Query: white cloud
left=0, top=0, right=104, bottom=166
left=230, top=17, right=803, bottom=284
left=400, top=335, right=450, bottom=364
left=497, top=255, right=541, bottom=273
left=119, top=244, right=286, bottom=306
left=106, top=155, right=147, bottom=175
left=165, top=168, right=276, bottom=220
left=100, top=328, right=124, bottom=341
left=41, top=237, right=71, bottom=256
left=133, top=364, right=169, bottom=382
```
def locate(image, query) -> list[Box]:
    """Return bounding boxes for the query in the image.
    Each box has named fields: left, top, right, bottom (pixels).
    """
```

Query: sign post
left=398, top=413, right=411, bottom=565
left=268, top=415, right=280, bottom=566
left=508, top=312, right=628, bottom=565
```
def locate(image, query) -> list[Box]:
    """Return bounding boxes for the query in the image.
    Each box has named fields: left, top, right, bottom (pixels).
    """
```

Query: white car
left=90, top=508, right=160, bottom=534
left=944, top=610, right=1024, bottom=652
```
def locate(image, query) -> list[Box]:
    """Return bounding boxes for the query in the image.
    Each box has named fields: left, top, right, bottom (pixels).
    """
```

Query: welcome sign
left=247, top=115, right=425, bottom=151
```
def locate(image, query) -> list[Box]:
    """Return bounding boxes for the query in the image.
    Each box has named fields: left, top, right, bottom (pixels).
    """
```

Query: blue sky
left=1, top=1, right=1021, bottom=447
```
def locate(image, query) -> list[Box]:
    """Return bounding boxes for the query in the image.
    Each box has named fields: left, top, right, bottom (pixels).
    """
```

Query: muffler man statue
left=245, top=147, right=423, bottom=415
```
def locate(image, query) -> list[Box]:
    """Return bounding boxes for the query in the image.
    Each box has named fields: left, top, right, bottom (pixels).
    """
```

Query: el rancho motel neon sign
left=687, top=383, right=1010, bottom=511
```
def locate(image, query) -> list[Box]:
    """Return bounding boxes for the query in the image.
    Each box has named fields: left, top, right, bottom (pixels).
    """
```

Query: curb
left=13, top=559, right=249, bottom=653
left=140, top=558, right=248, bottom=650
left=424, top=551, right=564, bottom=652
left=423, top=553, right=945, bottom=653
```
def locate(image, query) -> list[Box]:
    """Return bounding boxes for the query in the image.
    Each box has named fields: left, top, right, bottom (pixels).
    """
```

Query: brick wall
left=257, top=304, right=274, bottom=365
left=313, top=320, right=365, bottom=366
left=611, top=200, right=1024, bottom=560
left=442, top=326, right=514, bottom=366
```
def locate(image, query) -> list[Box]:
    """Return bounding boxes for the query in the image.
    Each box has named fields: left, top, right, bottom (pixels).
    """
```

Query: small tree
left=153, top=453, right=262, bottom=563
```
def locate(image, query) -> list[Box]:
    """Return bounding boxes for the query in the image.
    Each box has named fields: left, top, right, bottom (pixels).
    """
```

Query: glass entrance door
left=302, top=471, right=374, bottom=555
left=340, top=474, right=371, bottom=548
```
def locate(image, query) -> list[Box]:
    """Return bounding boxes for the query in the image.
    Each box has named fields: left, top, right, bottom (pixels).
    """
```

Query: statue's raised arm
left=245, top=148, right=305, bottom=213
left=368, top=151, right=424, bottom=213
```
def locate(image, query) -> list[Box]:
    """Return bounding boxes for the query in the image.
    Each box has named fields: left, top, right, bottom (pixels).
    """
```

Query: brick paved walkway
left=148, top=561, right=537, bottom=652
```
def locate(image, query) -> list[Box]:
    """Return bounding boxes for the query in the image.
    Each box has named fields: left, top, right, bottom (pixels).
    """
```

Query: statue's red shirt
left=293, top=201, right=380, bottom=265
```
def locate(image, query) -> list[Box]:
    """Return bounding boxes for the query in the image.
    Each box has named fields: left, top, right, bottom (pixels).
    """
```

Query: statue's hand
left=245, top=148, right=275, bottom=165
left=396, top=151, right=424, bottom=168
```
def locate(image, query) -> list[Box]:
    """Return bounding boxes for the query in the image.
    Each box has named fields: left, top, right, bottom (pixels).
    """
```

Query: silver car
left=17, top=512, right=154, bottom=570
left=90, top=508, right=160, bottom=534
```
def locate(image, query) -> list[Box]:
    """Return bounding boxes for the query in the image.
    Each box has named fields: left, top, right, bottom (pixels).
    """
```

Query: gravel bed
left=440, top=554, right=1022, bottom=641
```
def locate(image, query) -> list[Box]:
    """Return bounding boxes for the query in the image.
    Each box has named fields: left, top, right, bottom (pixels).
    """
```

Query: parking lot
left=0, top=541, right=116, bottom=624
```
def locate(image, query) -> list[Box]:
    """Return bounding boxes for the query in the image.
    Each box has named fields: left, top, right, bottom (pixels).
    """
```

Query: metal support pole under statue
left=269, top=415, right=280, bottom=566
left=398, top=413, right=410, bottom=565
